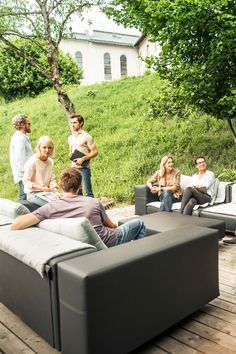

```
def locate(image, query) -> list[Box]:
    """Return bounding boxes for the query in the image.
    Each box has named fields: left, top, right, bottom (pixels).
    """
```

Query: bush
left=0, top=39, right=83, bottom=100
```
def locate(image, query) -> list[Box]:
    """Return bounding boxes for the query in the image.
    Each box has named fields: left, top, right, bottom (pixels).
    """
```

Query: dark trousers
left=180, top=186, right=211, bottom=215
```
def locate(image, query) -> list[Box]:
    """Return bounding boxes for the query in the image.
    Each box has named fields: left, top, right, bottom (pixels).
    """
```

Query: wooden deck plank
left=153, top=334, right=202, bottom=354
left=162, top=326, right=234, bottom=354
left=181, top=318, right=236, bottom=352
left=201, top=304, right=236, bottom=325
left=0, top=322, right=35, bottom=354
left=0, top=304, right=59, bottom=354
left=191, top=310, right=236, bottom=337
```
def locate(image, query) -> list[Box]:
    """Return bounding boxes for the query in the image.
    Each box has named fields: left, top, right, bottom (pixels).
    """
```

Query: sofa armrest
left=228, top=182, right=236, bottom=203
left=134, top=184, right=157, bottom=215
left=57, top=226, right=219, bottom=354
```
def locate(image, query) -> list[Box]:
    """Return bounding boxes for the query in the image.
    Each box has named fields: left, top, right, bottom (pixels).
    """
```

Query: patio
left=1, top=205, right=236, bottom=354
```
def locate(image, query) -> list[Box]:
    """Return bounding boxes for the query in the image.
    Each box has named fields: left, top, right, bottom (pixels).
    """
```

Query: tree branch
left=227, top=118, right=236, bottom=144
left=0, top=35, right=51, bottom=78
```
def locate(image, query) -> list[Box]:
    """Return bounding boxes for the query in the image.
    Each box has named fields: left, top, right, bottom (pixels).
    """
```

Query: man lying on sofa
left=11, top=167, right=146, bottom=247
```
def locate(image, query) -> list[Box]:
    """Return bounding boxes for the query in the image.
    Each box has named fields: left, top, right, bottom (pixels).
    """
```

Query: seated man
left=11, top=168, right=146, bottom=247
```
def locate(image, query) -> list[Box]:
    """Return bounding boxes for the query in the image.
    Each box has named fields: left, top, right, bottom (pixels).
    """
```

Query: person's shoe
left=223, top=238, right=236, bottom=244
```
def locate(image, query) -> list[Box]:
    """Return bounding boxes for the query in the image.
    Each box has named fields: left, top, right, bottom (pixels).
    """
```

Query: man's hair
left=59, top=167, right=82, bottom=192
left=69, top=114, right=84, bottom=127
left=194, top=155, right=206, bottom=165
left=12, top=114, right=28, bottom=130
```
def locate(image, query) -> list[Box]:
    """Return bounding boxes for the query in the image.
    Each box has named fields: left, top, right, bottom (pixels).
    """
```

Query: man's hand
left=75, top=157, right=84, bottom=166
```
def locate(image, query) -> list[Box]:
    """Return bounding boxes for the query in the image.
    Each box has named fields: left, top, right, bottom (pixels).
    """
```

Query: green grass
left=1, top=74, right=236, bottom=203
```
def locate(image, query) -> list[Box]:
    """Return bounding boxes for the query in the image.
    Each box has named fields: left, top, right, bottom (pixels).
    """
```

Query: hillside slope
left=0, top=74, right=235, bottom=203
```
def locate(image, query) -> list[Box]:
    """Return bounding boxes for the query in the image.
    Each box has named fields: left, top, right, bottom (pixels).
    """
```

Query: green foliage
left=0, top=39, right=82, bottom=100
left=87, top=90, right=97, bottom=99
left=104, top=0, right=236, bottom=124
left=217, top=169, right=236, bottom=182
left=0, top=74, right=236, bottom=203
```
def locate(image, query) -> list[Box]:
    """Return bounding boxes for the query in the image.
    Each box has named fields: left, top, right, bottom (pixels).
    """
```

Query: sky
left=71, top=6, right=141, bottom=35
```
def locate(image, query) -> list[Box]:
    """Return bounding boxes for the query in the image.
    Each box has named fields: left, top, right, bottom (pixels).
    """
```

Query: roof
left=71, top=29, right=139, bottom=47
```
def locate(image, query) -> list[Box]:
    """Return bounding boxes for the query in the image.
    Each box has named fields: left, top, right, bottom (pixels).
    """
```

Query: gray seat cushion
left=119, top=211, right=225, bottom=239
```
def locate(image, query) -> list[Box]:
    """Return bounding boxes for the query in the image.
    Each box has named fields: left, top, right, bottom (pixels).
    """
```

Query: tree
left=104, top=0, right=236, bottom=142
left=0, top=0, right=103, bottom=117
left=0, top=38, right=83, bottom=100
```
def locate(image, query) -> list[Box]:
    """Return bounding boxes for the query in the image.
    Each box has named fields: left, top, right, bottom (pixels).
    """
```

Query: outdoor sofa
left=135, top=174, right=236, bottom=234
left=0, top=197, right=220, bottom=354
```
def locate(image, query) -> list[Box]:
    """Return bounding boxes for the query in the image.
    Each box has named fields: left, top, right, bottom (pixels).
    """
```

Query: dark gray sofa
left=135, top=177, right=234, bottom=233
left=0, top=199, right=220, bottom=354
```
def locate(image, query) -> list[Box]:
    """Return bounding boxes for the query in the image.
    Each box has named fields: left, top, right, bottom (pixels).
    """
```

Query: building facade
left=59, top=30, right=160, bottom=85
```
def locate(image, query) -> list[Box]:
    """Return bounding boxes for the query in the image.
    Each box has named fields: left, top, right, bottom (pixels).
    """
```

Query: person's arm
left=147, top=172, right=161, bottom=194
left=11, top=214, right=40, bottom=230
left=76, top=142, right=98, bottom=166
left=99, top=201, right=117, bottom=228
left=103, top=217, right=117, bottom=228
left=12, top=137, right=27, bottom=177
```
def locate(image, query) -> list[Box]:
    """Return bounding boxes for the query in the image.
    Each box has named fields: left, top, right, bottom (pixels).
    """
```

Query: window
left=120, top=55, right=127, bottom=77
left=104, top=53, right=112, bottom=80
left=75, top=51, right=83, bottom=69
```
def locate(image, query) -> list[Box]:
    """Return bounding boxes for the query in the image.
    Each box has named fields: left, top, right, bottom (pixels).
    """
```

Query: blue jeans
left=18, top=180, right=27, bottom=200
left=80, top=167, right=94, bottom=198
left=27, top=191, right=52, bottom=207
left=159, top=190, right=182, bottom=212
left=116, top=219, right=146, bottom=245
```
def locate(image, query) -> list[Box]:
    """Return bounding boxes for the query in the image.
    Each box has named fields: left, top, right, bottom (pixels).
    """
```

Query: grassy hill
left=1, top=74, right=235, bottom=204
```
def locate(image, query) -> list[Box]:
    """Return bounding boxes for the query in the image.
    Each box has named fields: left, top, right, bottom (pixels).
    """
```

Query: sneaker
left=223, top=239, right=236, bottom=244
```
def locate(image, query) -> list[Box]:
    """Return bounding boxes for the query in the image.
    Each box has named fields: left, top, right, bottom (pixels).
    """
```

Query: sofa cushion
left=210, top=178, right=219, bottom=205
left=180, top=175, right=192, bottom=190
left=0, top=198, right=30, bottom=218
left=0, top=224, right=95, bottom=277
left=38, top=218, right=107, bottom=251
left=214, top=181, right=229, bottom=204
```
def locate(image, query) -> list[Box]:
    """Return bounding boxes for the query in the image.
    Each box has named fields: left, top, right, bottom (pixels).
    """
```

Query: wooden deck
left=1, top=230, right=236, bottom=353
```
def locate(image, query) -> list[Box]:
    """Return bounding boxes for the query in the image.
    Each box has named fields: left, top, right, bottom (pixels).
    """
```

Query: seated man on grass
left=11, top=167, right=146, bottom=247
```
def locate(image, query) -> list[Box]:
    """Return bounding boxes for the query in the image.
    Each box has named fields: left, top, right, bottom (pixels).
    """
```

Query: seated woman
left=180, top=155, right=215, bottom=215
left=147, top=155, right=182, bottom=212
left=23, top=136, right=59, bottom=206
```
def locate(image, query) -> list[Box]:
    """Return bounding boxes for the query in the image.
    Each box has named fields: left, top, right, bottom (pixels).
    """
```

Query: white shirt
left=10, top=131, right=33, bottom=183
left=191, top=170, right=215, bottom=196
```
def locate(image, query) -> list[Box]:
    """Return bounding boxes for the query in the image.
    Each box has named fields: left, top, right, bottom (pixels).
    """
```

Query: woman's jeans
left=159, top=190, right=182, bottom=212
left=80, top=167, right=94, bottom=198
left=116, top=219, right=146, bottom=245
left=180, top=187, right=211, bottom=215
left=27, top=191, right=57, bottom=207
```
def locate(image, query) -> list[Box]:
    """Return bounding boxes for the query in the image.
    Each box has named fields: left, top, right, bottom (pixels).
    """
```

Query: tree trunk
left=227, top=118, right=236, bottom=144
left=49, top=42, right=76, bottom=129
left=53, top=78, right=75, bottom=117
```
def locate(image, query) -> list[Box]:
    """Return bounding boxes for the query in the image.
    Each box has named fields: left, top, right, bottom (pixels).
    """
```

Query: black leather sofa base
left=199, top=209, right=236, bottom=235
left=57, top=226, right=219, bottom=354
left=0, top=248, right=95, bottom=350
left=119, top=211, right=225, bottom=239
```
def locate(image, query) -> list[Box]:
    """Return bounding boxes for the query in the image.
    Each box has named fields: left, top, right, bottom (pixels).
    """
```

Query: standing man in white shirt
left=68, top=114, right=98, bottom=197
left=10, top=114, right=33, bottom=200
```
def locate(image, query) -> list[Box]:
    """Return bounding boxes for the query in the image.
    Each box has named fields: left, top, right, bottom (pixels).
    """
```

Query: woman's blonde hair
left=35, top=136, right=54, bottom=158
left=159, top=155, right=173, bottom=177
